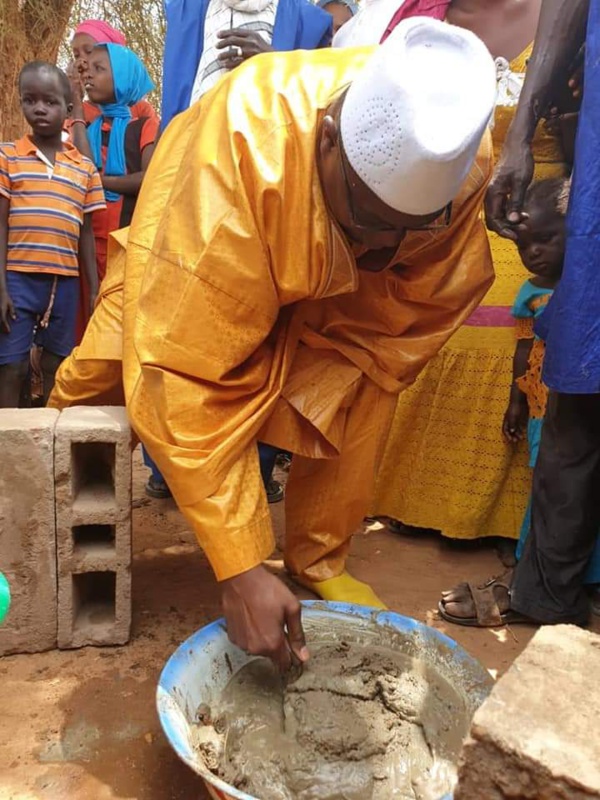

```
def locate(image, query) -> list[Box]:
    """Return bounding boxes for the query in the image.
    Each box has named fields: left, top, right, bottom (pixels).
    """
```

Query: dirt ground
left=1, top=449, right=598, bottom=800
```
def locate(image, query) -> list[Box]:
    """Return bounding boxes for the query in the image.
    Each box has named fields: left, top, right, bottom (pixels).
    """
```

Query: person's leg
left=439, top=396, right=600, bottom=627
left=0, top=272, right=40, bottom=407
left=39, top=350, right=64, bottom=406
left=515, top=416, right=544, bottom=560
left=143, top=446, right=172, bottom=499
left=48, top=237, right=127, bottom=410
left=258, top=442, right=278, bottom=484
left=258, top=442, right=284, bottom=503
left=35, top=275, right=79, bottom=405
left=0, top=360, right=29, bottom=407
left=511, top=392, right=600, bottom=624
left=284, top=379, right=396, bottom=607
left=49, top=352, right=124, bottom=408
left=43, top=275, right=124, bottom=409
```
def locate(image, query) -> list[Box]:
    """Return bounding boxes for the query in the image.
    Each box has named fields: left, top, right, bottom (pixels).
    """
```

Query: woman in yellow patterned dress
left=372, top=0, right=571, bottom=543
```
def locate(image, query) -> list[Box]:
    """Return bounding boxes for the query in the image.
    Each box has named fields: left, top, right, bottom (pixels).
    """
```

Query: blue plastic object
left=157, top=601, right=493, bottom=800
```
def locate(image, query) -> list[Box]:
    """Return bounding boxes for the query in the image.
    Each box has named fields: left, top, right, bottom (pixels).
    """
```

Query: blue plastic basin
left=157, top=601, right=493, bottom=800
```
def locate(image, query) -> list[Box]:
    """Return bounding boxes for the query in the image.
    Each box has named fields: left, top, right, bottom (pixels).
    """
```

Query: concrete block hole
left=72, top=571, right=116, bottom=633
left=72, top=524, right=116, bottom=557
left=71, top=441, right=116, bottom=509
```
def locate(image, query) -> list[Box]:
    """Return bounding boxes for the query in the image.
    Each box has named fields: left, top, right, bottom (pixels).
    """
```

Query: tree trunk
left=0, top=0, right=75, bottom=140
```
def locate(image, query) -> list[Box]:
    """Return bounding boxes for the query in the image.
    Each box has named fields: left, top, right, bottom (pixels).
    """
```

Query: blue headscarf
left=88, top=44, right=155, bottom=202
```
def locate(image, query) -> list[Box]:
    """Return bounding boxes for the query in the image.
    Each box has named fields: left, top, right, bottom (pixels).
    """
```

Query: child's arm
left=80, top=214, right=99, bottom=316
left=102, top=143, right=156, bottom=197
left=502, top=337, right=534, bottom=444
left=0, top=197, right=15, bottom=334
left=66, top=64, right=94, bottom=161
left=70, top=120, right=94, bottom=161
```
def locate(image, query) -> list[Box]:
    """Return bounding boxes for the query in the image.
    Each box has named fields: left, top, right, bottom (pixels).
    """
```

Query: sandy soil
left=1, top=449, right=598, bottom=800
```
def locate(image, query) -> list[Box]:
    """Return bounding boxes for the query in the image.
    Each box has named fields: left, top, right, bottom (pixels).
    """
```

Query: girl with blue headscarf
left=73, top=43, right=158, bottom=289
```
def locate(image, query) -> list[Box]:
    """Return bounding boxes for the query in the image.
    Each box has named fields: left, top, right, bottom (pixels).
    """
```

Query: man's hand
left=216, top=29, right=273, bottom=70
left=0, top=288, right=15, bottom=333
left=502, top=400, right=529, bottom=443
left=485, top=133, right=535, bottom=241
left=221, top=565, right=309, bottom=673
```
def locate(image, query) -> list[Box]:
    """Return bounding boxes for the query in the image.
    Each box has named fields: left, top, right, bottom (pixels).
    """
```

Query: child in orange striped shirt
left=0, top=62, right=105, bottom=407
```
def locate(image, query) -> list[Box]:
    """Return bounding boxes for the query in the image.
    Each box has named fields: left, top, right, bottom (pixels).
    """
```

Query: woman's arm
left=101, top=143, right=156, bottom=197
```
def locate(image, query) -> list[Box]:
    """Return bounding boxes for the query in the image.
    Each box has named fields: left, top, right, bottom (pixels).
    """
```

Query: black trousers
left=511, top=392, right=600, bottom=624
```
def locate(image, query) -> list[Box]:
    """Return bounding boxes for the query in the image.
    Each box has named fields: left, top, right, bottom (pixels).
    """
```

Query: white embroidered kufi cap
left=340, top=17, right=497, bottom=215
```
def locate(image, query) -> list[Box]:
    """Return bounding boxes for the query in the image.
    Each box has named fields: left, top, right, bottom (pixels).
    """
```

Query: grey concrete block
left=456, top=625, right=600, bottom=799
left=55, top=406, right=131, bottom=532
left=0, top=409, right=59, bottom=654
left=58, top=565, right=131, bottom=648
left=55, top=407, right=132, bottom=648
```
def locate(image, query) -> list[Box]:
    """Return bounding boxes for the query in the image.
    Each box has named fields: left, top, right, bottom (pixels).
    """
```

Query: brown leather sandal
left=438, top=571, right=532, bottom=628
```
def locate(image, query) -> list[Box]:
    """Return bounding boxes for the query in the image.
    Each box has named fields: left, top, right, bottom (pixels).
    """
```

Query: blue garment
left=143, top=446, right=166, bottom=483
left=144, top=442, right=283, bottom=489
left=512, top=280, right=553, bottom=324
left=537, top=0, right=600, bottom=393
left=259, top=443, right=280, bottom=486
left=161, top=0, right=333, bottom=129
left=525, top=416, right=544, bottom=468
left=88, top=44, right=155, bottom=202
left=0, top=272, right=79, bottom=364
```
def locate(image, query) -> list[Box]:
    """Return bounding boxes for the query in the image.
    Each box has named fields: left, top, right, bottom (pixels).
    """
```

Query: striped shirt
left=0, top=136, right=106, bottom=277
left=190, top=0, right=278, bottom=103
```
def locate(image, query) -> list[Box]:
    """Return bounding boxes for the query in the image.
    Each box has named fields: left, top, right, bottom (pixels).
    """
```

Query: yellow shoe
left=294, top=571, right=388, bottom=610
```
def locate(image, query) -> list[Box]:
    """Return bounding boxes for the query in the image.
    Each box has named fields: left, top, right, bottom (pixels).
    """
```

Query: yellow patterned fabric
left=50, top=46, right=493, bottom=580
left=516, top=294, right=551, bottom=420
left=517, top=337, right=548, bottom=420
left=373, top=44, right=567, bottom=540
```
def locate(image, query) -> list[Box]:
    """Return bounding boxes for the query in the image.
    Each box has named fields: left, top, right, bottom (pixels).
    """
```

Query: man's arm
left=486, top=0, right=590, bottom=238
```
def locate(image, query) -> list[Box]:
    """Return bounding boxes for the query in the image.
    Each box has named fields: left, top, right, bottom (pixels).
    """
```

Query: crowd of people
left=0, top=0, right=598, bottom=670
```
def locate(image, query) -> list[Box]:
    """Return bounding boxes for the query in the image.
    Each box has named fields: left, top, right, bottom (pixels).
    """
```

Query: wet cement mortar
left=1, top=447, right=599, bottom=799
left=196, top=641, right=468, bottom=799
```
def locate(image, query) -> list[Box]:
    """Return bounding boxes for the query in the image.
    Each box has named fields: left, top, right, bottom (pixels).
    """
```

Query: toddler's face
left=515, top=204, right=565, bottom=280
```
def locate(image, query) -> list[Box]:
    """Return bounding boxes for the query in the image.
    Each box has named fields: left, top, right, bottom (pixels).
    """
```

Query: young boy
left=0, top=61, right=105, bottom=407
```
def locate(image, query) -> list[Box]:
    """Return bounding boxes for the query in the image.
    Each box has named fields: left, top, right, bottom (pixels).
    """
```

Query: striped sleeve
left=0, top=145, right=11, bottom=199
left=83, top=162, right=106, bottom=213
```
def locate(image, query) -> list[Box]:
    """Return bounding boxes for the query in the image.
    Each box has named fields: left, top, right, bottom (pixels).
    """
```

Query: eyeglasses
left=339, top=138, right=453, bottom=234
